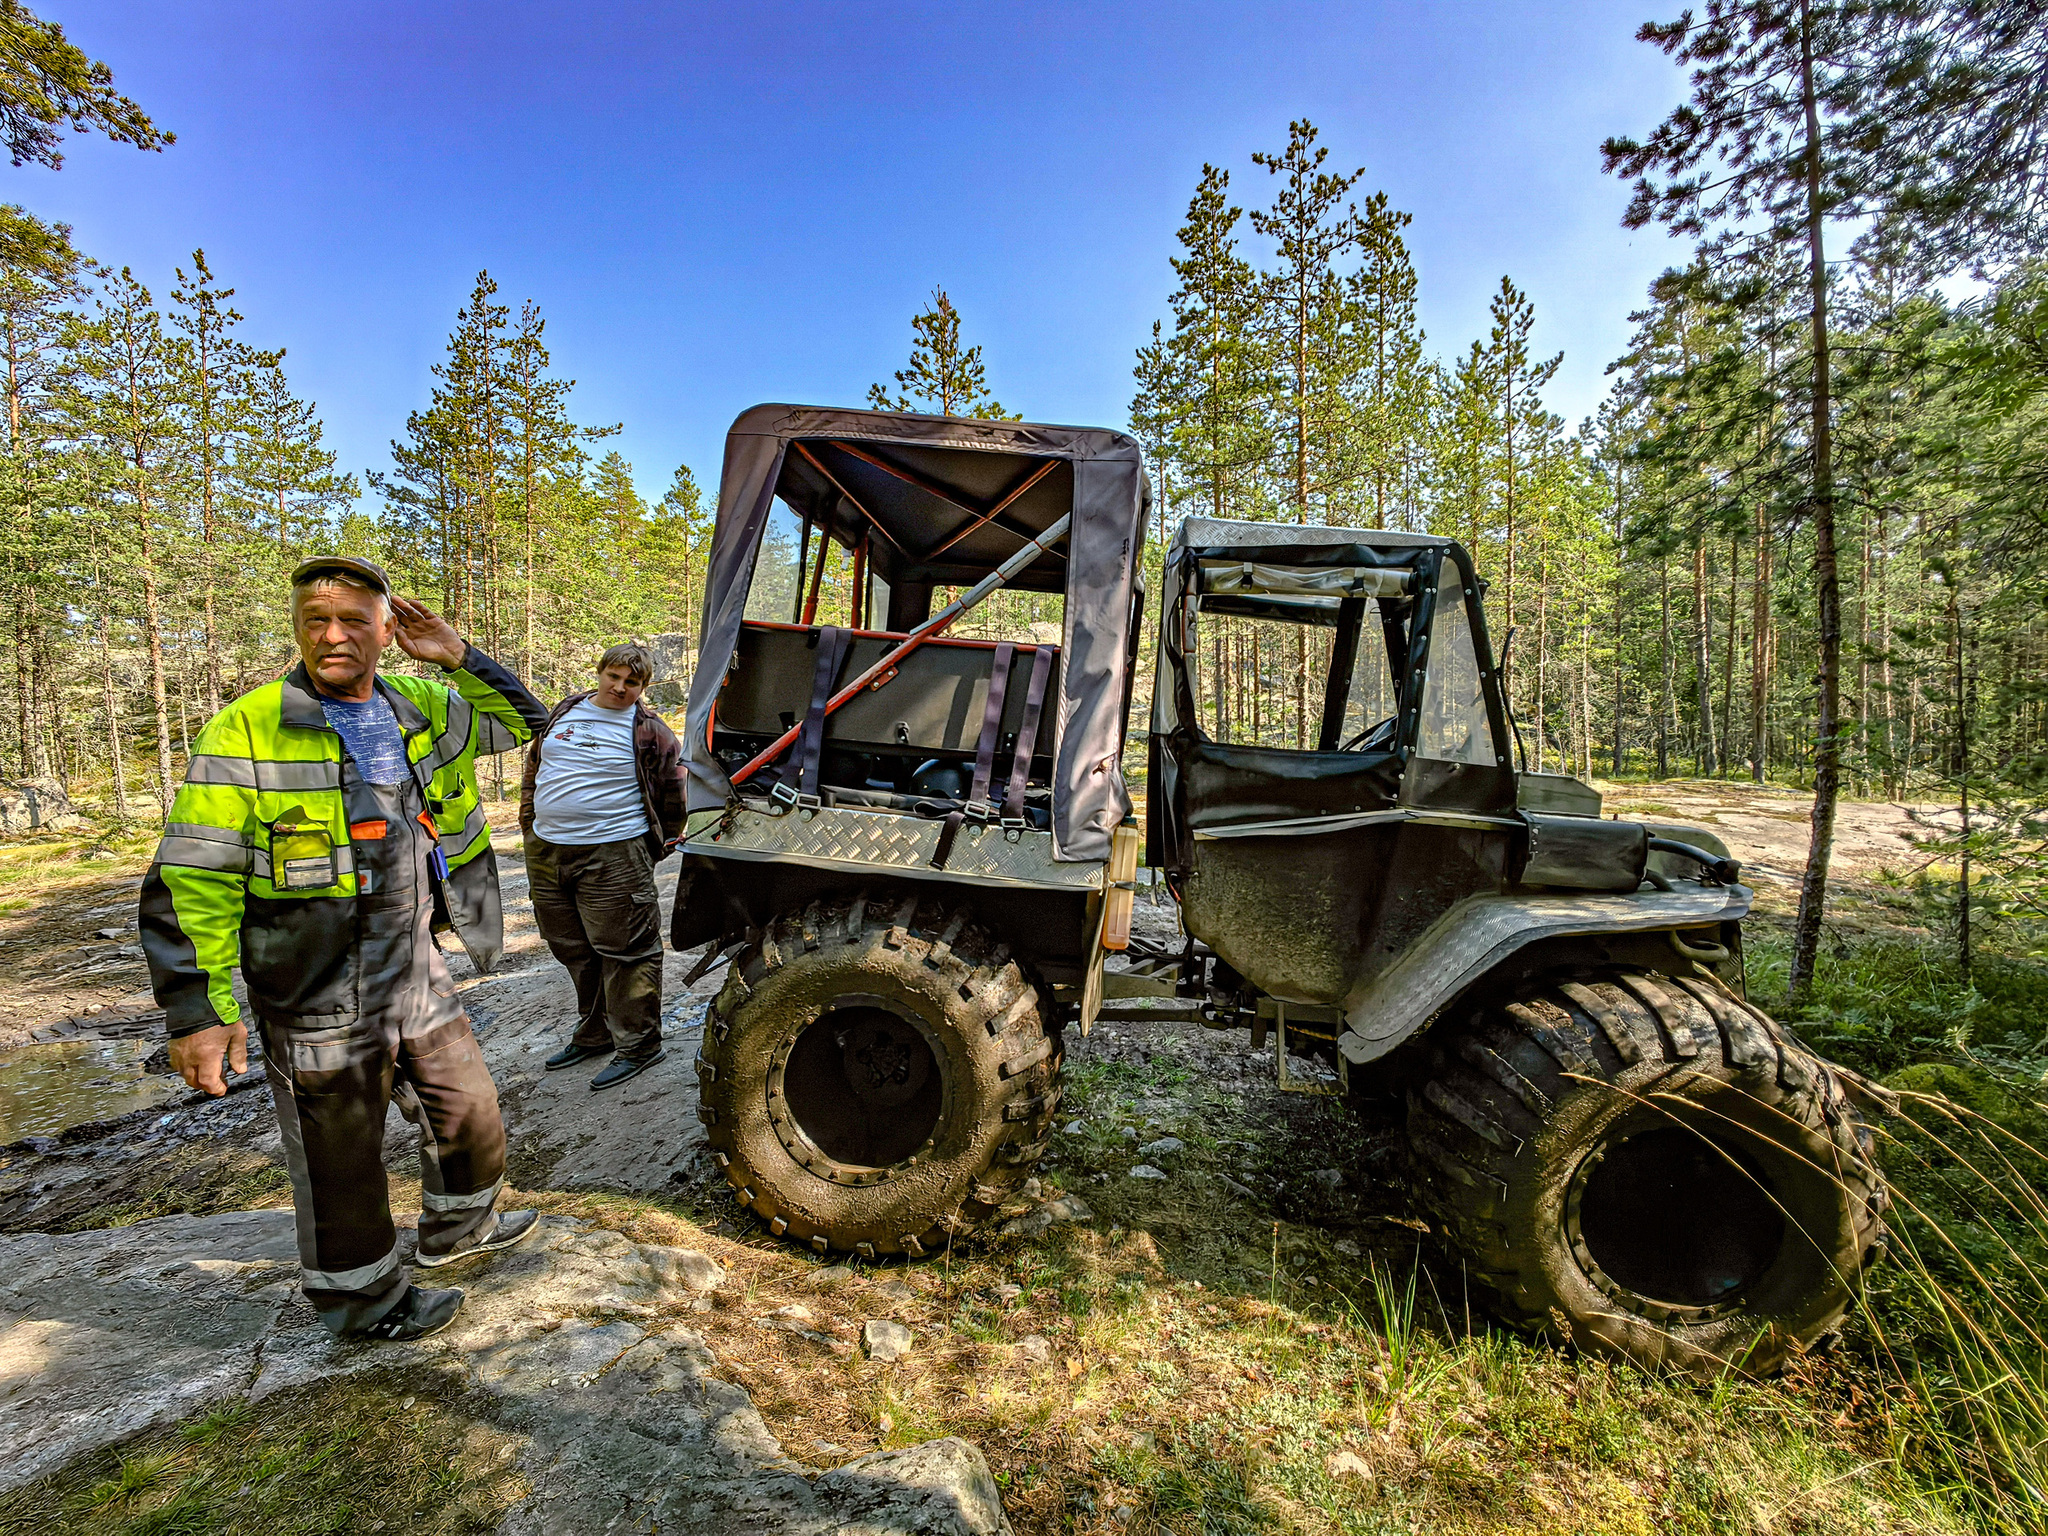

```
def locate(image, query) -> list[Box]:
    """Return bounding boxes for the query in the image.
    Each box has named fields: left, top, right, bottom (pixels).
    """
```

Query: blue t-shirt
left=319, top=691, right=409, bottom=786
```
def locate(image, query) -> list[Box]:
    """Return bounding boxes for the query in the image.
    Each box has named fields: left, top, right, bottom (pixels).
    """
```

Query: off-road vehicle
left=674, top=404, right=1886, bottom=1376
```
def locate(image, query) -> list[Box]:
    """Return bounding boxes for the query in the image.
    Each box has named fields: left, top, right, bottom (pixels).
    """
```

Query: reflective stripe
left=421, top=1176, right=502, bottom=1213
left=302, top=1241, right=401, bottom=1293
left=453, top=799, right=489, bottom=853
left=256, top=759, right=342, bottom=792
left=166, top=820, right=255, bottom=848
left=422, top=694, right=475, bottom=776
left=478, top=714, right=520, bottom=755
left=156, top=835, right=252, bottom=874
left=186, top=754, right=258, bottom=788
left=188, top=754, right=341, bottom=792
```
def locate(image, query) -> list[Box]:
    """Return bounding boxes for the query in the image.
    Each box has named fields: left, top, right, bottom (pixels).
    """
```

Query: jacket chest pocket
left=270, top=819, right=339, bottom=891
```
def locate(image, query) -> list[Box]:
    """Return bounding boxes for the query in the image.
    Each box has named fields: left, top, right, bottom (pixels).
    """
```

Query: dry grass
left=0, top=1378, right=526, bottom=1536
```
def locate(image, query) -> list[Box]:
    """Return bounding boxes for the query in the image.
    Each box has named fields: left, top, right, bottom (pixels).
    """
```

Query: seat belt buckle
left=962, top=799, right=998, bottom=826
left=999, top=813, right=1028, bottom=842
left=769, top=781, right=821, bottom=818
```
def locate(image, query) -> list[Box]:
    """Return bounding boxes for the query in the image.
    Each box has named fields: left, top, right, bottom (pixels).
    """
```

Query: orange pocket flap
left=348, top=819, right=389, bottom=841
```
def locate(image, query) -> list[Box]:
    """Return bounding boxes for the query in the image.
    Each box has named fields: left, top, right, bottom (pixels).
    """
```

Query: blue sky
left=30, top=1, right=1690, bottom=506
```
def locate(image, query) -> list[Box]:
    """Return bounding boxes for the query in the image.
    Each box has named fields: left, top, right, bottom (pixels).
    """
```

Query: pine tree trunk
left=1752, top=501, right=1771, bottom=781
left=1658, top=555, right=1675, bottom=780
left=1790, top=0, right=1844, bottom=1003
left=1692, top=538, right=1715, bottom=776
left=99, top=602, right=127, bottom=819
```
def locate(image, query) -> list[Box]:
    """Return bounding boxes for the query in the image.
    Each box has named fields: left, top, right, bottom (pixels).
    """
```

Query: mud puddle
left=0, top=1037, right=183, bottom=1143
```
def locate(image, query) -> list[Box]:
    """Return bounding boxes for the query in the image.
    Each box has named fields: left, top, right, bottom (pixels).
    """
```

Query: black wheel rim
left=1566, top=1122, right=1787, bottom=1319
left=767, top=993, right=948, bottom=1182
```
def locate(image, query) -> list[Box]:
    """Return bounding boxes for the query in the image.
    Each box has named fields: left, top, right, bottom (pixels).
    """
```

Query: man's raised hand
left=391, top=597, right=468, bottom=669
left=169, top=1019, right=250, bottom=1097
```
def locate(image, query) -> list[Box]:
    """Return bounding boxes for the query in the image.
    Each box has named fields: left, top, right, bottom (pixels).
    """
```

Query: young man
left=142, top=557, right=551, bottom=1341
left=520, top=642, right=686, bottom=1089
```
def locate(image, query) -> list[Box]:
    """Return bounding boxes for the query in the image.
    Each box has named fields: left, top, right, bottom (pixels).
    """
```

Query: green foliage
left=867, top=286, right=1016, bottom=420
left=0, top=0, right=171, bottom=172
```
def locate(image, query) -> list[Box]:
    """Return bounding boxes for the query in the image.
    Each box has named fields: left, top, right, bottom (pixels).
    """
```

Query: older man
left=141, top=557, right=549, bottom=1341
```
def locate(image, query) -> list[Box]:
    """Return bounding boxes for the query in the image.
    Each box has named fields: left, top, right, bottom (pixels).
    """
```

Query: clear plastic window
left=1416, top=595, right=1496, bottom=765
left=1188, top=600, right=1396, bottom=750
left=743, top=501, right=807, bottom=623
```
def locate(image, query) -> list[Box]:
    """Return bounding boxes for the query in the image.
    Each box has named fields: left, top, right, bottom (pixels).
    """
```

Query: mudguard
left=1337, top=882, right=1755, bottom=1065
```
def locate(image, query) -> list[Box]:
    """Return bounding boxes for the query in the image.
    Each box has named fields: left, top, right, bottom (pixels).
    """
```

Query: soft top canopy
left=684, top=403, right=1151, bottom=863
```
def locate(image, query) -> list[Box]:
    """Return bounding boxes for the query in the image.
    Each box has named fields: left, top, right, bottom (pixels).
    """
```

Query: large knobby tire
left=696, top=892, right=1061, bottom=1258
left=1407, top=968, right=1886, bottom=1377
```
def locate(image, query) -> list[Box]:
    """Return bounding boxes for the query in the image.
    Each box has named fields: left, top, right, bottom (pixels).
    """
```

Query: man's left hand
left=392, top=597, right=468, bottom=669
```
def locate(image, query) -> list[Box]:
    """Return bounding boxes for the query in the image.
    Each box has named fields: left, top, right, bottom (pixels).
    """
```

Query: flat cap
left=290, top=554, right=392, bottom=595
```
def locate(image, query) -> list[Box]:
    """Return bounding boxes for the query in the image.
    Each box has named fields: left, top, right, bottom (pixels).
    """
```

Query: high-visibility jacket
left=140, top=647, right=548, bottom=1039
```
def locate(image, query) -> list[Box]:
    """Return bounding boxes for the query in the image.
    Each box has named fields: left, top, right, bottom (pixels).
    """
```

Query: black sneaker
left=360, top=1285, right=464, bottom=1341
left=591, top=1049, right=667, bottom=1091
left=545, top=1041, right=613, bottom=1070
left=415, top=1208, right=540, bottom=1269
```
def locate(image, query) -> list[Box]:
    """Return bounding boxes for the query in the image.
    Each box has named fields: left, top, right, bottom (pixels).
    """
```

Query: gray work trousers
left=262, top=778, right=507, bottom=1335
left=525, top=834, right=665, bottom=1060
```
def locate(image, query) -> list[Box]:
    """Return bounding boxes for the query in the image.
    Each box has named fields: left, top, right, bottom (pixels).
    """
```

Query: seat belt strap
left=932, top=641, right=1015, bottom=869
left=777, top=626, right=850, bottom=808
left=1003, top=645, right=1054, bottom=828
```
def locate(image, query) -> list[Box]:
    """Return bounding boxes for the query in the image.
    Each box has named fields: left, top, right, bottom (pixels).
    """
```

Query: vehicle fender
left=1336, top=882, right=1755, bottom=1066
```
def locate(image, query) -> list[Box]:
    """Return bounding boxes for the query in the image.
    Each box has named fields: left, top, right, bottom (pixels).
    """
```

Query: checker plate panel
left=689, top=805, right=1104, bottom=891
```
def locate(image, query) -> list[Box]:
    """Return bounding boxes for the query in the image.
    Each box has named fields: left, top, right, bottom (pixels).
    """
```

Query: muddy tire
left=1407, top=969, right=1886, bottom=1377
left=696, top=892, right=1061, bottom=1258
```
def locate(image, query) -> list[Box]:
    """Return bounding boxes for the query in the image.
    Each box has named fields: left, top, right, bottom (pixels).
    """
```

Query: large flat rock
left=0, top=1210, right=1009, bottom=1535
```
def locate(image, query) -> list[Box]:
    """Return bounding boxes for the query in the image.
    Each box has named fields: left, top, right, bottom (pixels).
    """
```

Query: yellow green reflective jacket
left=140, top=647, right=547, bottom=1037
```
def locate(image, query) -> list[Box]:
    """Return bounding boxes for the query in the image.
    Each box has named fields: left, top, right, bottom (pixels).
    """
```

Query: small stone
left=647, top=1248, right=725, bottom=1291
left=1128, top=1164, right=1167, bottom=1180
left=1062, top=1119, right=1085, bottom=1134
left=1334, top=1238, right=1361, bottom=1257
left=1124, top=1126, right=1139, bottom=1140
left=993, top=1283, right=1022, bottom=1305
left=814, top=1440, right=849, bottom=1459
left=863, top=1319, right=914, bottom=1362
left=1308, top=1168, right=1345, bottom=1192
left=1018, top=1177, right=1042, bottom=1200
left=86, top=1004, right=104, bottom=1015
left=93, top=927, right=124, bottom=940
left=690, top=1295, right=713, bottom=1312
left=874, top=1279, right=917, bottom=1304
left=399, top=1396, right=414, bottom=1409
left=1015, top=1334, right=1052, bottom=1364
left=771, top=1304, right=815, bottom=1324
left=811, top=1264, right=855, bottom=1287
left=1139, top=1136, right=1183, bottom=1160
left=1327, top=1449, right=1373, bottom=1483
left=1129, top=1429, right=1156, bottom=1453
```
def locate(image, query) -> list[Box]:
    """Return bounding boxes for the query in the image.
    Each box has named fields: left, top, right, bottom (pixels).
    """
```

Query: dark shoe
left=360, top=1285, right=464, bottom=1341
left=545, top=1041, right=613, bottom=1070
left=591, top=1048, right=667, bottom=1091
left=415, top=1208, right=540, bottom=1269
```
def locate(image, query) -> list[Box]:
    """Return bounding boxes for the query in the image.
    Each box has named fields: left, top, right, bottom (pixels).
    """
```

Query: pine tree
left=1486, top=277, right=1562, bottom=631
left=0, top=0, right=171, bottom=173
left=1606, top=0, right=1887, bottom=996
left=67, top=268, right=181, bottom=815
left=869, top=287, right=1018, bottom=419
left=169, top=250, right=250, bottom=712
left=1350, top=192, right=1431, bottom=530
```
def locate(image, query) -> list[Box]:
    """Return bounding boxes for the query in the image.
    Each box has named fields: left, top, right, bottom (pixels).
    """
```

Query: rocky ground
left=0, top=783, right=1963, bottom=1534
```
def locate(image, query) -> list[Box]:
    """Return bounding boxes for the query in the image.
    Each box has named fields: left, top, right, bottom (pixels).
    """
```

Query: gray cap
left=290, top=555, right=391, bottom=595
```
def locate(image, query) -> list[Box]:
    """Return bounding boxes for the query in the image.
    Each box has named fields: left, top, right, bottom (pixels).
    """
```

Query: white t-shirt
left=531, top=697, right=650, bottom=846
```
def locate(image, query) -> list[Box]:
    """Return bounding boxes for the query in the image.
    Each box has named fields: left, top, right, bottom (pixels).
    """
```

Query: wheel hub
left=766, top=994, right=947, bottom=1184
left=1565, top=1123, right=1786, bottom=1323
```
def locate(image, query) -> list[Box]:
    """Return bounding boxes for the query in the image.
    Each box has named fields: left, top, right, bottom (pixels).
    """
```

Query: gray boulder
left=0, top=776, right=81, bottom=836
